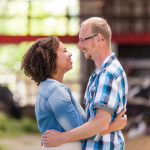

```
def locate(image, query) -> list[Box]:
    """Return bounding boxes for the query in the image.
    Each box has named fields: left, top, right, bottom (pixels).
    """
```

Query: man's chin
left=85, top=54, right=91, bottom=59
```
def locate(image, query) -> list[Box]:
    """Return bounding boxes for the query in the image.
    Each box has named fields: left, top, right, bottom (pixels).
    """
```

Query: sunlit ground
left=0, top=134, right=41, bottom=150
left=0, top=133, right=150, bottom=150
left=125, top=133, right=150, bottom=150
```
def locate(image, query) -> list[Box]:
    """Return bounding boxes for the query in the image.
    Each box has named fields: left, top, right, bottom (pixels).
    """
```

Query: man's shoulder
left=104, top=58, right=125, bottom=79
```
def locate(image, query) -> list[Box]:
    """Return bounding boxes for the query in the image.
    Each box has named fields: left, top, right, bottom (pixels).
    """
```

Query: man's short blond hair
left=81, top=17, right=112, bottom=45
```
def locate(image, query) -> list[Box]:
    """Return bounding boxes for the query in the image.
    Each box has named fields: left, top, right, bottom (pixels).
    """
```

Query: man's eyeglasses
left=79, top=34, right=98, bottom=42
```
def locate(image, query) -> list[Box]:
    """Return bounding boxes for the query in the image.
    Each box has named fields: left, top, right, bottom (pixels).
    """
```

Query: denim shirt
left=35, top=78, right=87, bottom=135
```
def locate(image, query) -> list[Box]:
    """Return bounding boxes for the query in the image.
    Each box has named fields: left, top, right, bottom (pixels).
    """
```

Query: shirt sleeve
left=48, top=86, right=84, bottom=131
left=93, top=71, right=120, bottom=114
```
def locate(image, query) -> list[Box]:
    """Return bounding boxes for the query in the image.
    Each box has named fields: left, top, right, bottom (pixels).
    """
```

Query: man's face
left=78, top=25, right=95, bottom=60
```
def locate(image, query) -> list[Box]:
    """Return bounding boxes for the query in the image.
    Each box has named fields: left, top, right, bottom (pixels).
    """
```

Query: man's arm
left=101, top=108, right=127, bottom=136
left=43, top=108, right=111, bottom=147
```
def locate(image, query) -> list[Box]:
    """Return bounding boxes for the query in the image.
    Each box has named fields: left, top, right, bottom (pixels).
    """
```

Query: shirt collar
left=94, top=52, right=116, bottom=75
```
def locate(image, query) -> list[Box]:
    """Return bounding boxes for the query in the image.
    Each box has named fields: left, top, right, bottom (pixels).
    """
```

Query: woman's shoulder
left=38, top=79, right=60, bottom=96
left=39, top=78, right=71, bottom=97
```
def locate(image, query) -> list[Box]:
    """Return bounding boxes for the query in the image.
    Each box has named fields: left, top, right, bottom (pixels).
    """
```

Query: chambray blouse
left=35, top=78, right=87, bottom=135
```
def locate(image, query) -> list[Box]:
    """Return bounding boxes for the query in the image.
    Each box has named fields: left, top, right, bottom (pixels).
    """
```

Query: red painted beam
left=112, top=33, right=150, bottom=45
left=0, top=33, right=150, bottom=44
left=0, top=35, right=79, bottom=44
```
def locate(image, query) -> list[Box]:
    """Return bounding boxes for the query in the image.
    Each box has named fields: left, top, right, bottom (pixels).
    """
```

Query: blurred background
left=0, top=0, right=150, bottom=150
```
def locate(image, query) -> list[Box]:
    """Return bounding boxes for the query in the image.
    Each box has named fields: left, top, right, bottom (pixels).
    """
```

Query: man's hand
left=113, top=108, right=127, bottom=130
left=42, top=129, right=64, bottom=147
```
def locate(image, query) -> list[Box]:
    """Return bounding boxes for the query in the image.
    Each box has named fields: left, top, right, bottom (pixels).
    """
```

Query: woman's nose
left=69, top=51, right=72, bottom=56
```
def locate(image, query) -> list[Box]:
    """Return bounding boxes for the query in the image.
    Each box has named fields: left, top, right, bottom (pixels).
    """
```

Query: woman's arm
left=48, top=86, right=84, bottom=131
left=101, top=108, right=127, bottom=136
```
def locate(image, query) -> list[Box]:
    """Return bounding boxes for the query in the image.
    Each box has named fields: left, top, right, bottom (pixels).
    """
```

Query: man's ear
left=97, top=34, right=100, bottom=42
left=97, top=34, right=104, bottom=42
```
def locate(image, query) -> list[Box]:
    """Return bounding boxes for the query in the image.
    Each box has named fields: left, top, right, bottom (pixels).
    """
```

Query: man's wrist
left=61, top=131, right=72, bottom=143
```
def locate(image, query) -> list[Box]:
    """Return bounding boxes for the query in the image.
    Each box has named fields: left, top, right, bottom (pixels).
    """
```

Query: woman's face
left=56, top=42, right=73, bottom=73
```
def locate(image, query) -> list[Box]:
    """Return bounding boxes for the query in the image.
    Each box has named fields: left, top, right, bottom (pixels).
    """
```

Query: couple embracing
left=21, top=17, right=128, bottom=150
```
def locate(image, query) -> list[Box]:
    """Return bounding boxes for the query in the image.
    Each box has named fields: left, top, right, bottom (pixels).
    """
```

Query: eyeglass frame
left=79, top=34, right=98, bottom=42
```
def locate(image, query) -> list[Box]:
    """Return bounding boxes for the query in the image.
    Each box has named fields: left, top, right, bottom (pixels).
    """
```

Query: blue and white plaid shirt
left=82, top=53, right=128, bottom=150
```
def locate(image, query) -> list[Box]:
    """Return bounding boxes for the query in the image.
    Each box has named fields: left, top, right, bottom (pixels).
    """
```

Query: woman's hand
left=113, top=108, right=127, bottom=130
left=101, top=108, right=127, bottom=136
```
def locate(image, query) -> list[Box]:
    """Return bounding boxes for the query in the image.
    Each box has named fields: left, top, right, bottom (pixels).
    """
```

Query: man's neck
left=94, top=49, right=112, bottom=68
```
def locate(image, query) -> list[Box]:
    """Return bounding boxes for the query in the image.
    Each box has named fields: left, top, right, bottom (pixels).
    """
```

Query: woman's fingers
left=118, top=108, right=127, bottom=117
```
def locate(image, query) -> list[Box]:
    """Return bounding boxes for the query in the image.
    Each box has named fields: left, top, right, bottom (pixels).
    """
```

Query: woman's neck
left=51, top=71, right=64, bottom=83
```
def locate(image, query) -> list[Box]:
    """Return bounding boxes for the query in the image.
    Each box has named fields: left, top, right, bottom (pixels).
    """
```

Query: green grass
left=0, top=112, right=40, bottom=138
left=0, top=145, right=9, bottom=150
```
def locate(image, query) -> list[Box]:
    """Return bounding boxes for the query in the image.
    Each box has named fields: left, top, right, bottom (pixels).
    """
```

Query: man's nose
left=77, top=41, right=83, bottom=50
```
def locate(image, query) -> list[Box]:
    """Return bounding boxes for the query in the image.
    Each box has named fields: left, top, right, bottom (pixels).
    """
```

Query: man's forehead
left=79, top=26, right=91, bottom=36
left=80, top=24, right=89, bottom=30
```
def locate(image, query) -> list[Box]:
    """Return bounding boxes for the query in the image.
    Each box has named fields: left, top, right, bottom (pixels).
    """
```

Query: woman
left=21, top=36, right=126, bottom=150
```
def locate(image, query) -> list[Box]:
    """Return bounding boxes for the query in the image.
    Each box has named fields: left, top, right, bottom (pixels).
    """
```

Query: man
left=43, top=17, right=128, bottom=150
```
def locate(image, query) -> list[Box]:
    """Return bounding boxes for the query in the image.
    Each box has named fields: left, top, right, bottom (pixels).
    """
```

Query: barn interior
left=0, top=0, right=150, bottom=150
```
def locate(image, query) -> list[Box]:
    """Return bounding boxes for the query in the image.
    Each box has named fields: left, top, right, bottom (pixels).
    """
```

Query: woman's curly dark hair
left=21, top=36, right=59, bottom=85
